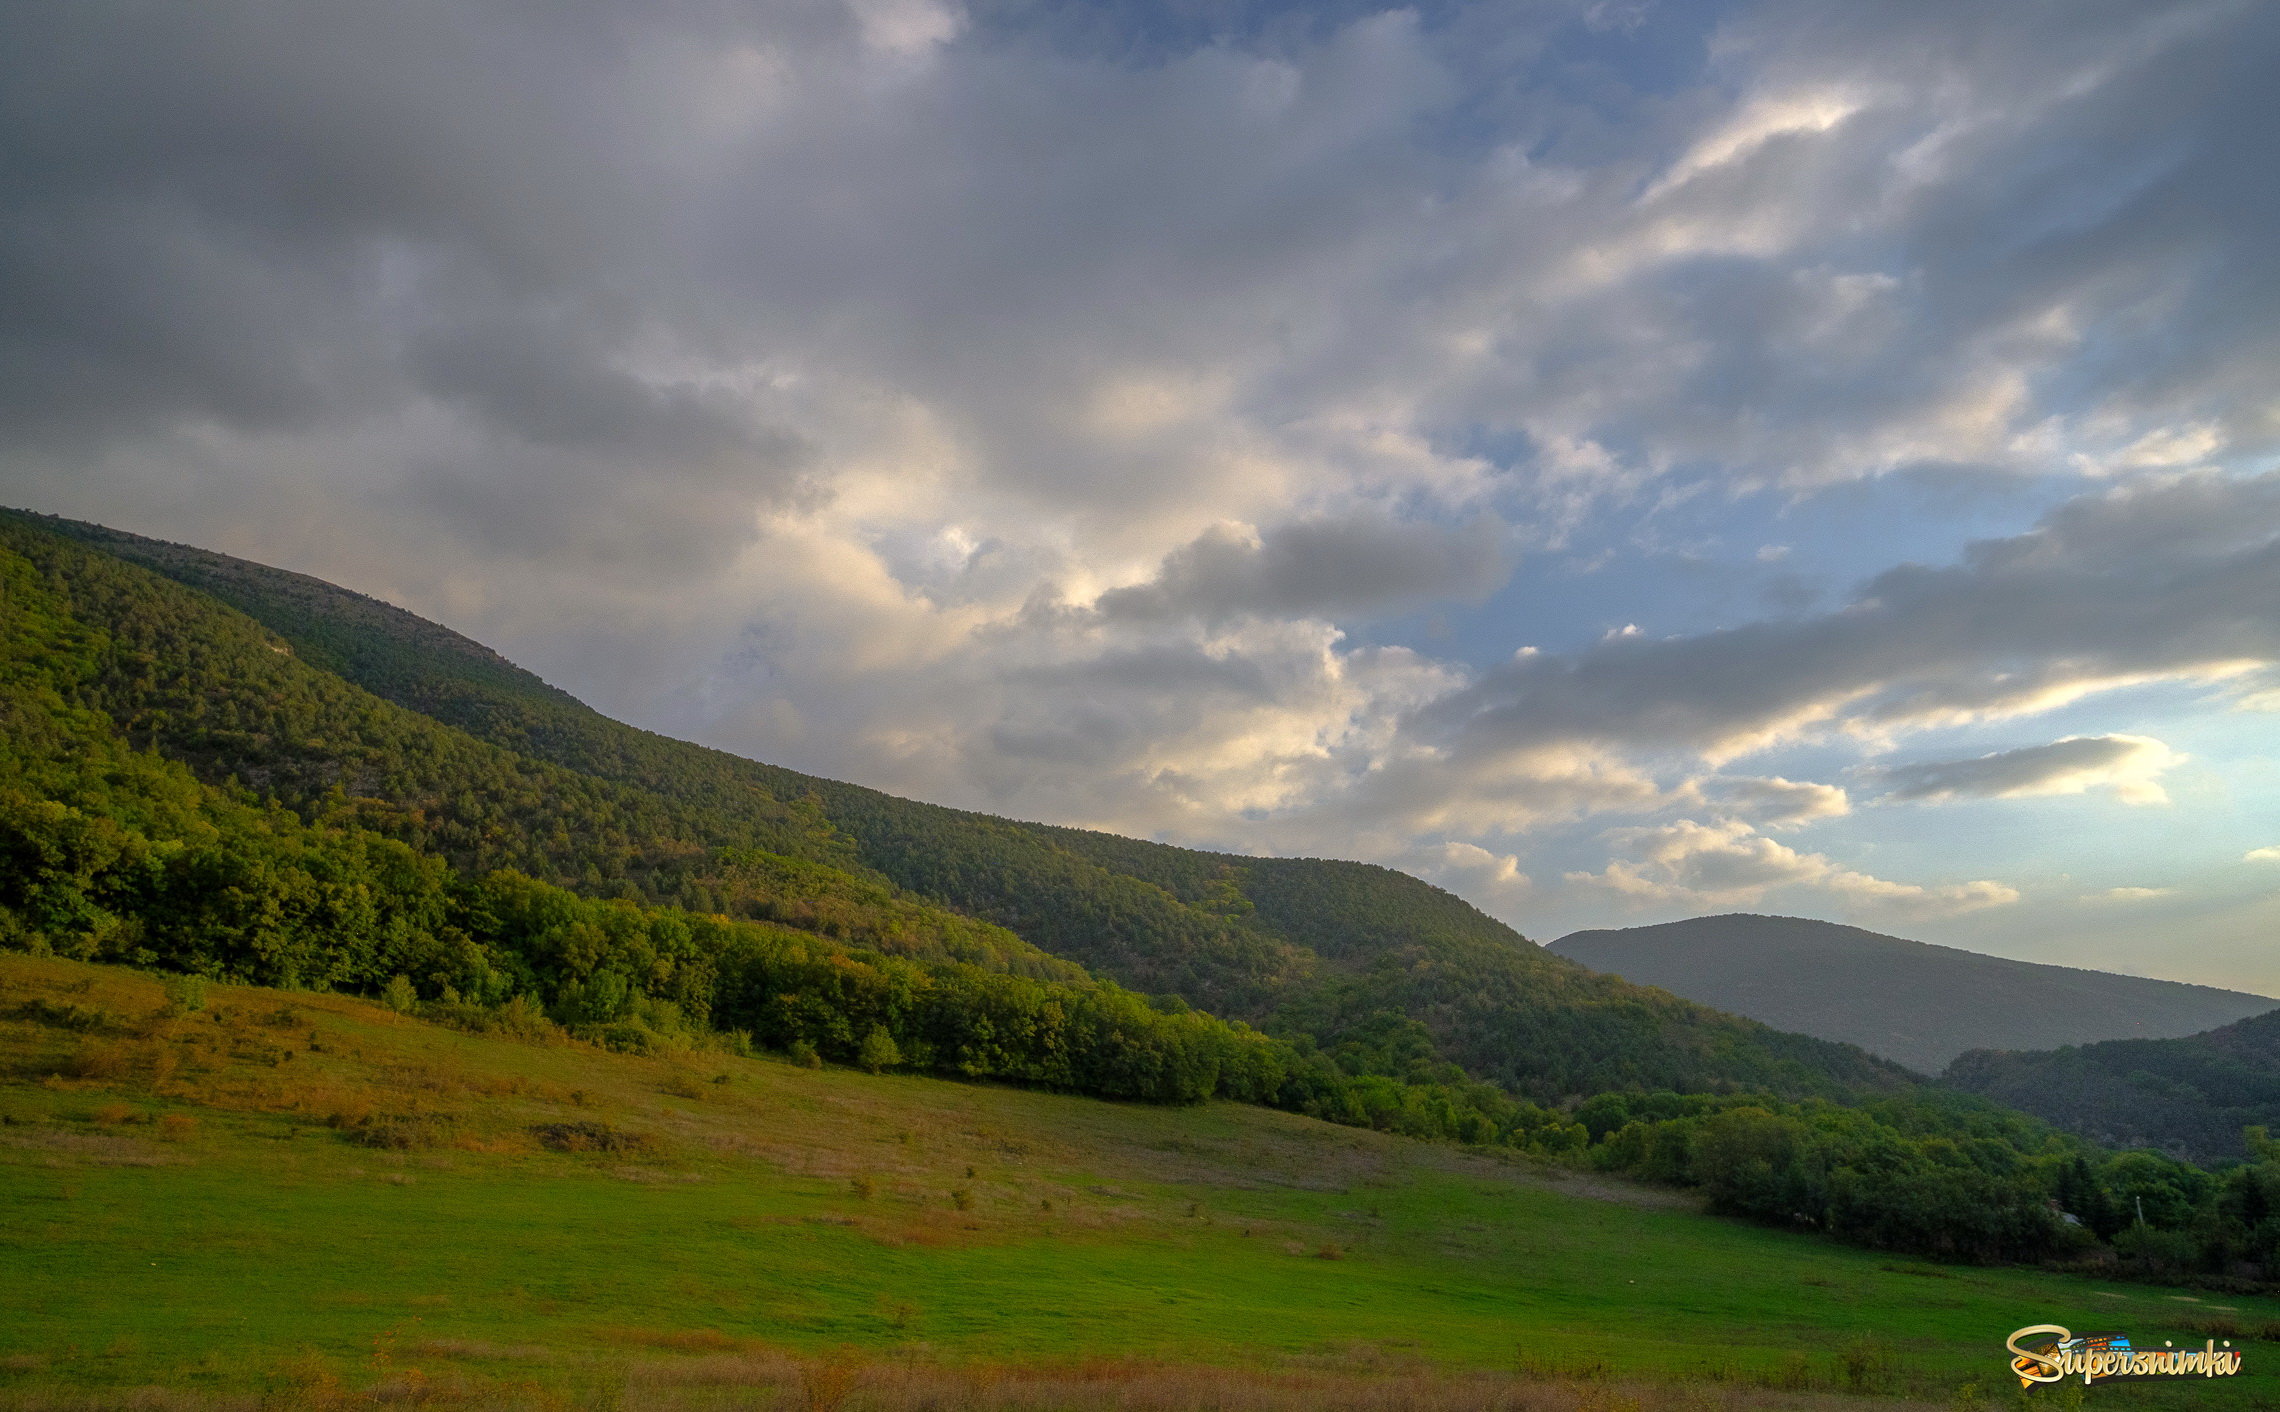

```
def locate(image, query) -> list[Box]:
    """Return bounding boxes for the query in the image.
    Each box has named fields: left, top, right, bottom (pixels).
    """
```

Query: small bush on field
left=343, top=1114, right=457, bottom=1150
left=1838, top=1338, right=1893, bottom=1393
left=532, top=1121, right=650, bottom=1153
left=492, top=995, right=561, bottom=1042
left=8, top=999, right=123, bottom=1032
left=60, top=1038, right=132, bottom=1079
left=660, top=1072, right=709, bottom=1100
left=161, top=975, right=206, bottom=1015
left=93, top=1102, right=134, bottom=1124
left=788, top=1039, right=822, bottom=1069
left=149, top=1037, right=181, bottom=1077
left=156, top=1114, right=197, bottom=1141
left=316, top=1091, right=376, bottom=1128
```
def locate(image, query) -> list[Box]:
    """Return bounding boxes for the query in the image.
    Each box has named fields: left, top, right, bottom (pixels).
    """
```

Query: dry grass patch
left=0, top=1127, right=176, bottom=1166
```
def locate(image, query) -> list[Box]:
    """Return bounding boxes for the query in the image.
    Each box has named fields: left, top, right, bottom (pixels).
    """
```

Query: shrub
left=531, top=1121, right=649, bottom=1153
left=788, top=1039, right=821, bottom=1069
left=493, top=995, right=560, bottom=1042
left=9, top=999, right=120, bottom=1032
left=344, top=1114, right=456, bottom=1150
left=161, top=976, right=207, bottom=1015
left=60, top=1039, right=131, bottom=1079
left=156, top=1114, right=197, bottom=1141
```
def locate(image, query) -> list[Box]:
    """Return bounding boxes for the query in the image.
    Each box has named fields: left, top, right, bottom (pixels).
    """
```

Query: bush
left=530, top=1121, right=649, bottom=1153
left=8, top=999, right=121, bottom=1032
left=60, top=1039, right=131, bottom=1079
left=342, top=1114, right=456, bottom=1150
left=161, top=976, right=206, bottom=1015
left=857, top=1026, right=901, bottom=1074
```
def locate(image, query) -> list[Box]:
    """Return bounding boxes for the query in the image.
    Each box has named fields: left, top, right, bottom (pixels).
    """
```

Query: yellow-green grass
left=1, top=954, right=2272, bottom=1406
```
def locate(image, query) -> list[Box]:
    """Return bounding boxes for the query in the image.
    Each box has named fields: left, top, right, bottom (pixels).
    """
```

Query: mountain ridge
left=1550, top=912, right=2274, bottom=1075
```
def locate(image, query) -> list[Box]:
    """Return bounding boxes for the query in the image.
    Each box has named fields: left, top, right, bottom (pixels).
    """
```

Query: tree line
left=1571, top=1088, right=2280, bottom=1282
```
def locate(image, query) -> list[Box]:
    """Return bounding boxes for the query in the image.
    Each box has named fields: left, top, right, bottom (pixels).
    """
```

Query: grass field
left=4, top=954, right=2275, bottom=1410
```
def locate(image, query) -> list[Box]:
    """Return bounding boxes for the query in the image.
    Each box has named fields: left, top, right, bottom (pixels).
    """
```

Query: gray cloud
left=1095, top=513, right=1511, bottom=625
left=1874, top=735, right=2180, bottom=805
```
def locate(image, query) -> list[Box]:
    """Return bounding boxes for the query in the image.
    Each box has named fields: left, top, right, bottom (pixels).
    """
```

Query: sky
left=5, top=0, right=2278, bottom=989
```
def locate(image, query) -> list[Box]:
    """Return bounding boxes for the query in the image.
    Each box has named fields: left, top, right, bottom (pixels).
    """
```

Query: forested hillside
left=1946, top=1011, right=2280, bottom=1162
left=0, top=519, right=1589, bottom=1138
left=20, top=510, right=1910, bottom=1103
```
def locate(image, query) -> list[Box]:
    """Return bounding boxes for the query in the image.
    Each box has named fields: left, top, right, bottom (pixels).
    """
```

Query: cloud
left=2098, top=886, right=2174, bottom=902
left=2247, top=847, right=2280, bottom=863
left=1410, top=473, right=2280, bottom=773
left=1094, top=512, right=1511, bottom=626
left=1874, top=734, right=2182, bottom=806
left=1, top=0, right=2277, bottom=946
left=1698, top=774, right=1851, bottom=828
left=1410, top=841, right=1534, bottom=910
left=1565, top=818, right=2018, bottom=918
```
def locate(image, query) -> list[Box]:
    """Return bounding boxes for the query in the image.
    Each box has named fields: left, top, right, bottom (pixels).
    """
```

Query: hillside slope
left=1551, top=914, right=2273, bottom=1074
left=12, top=510, right=1912, bottom=1103
left=1945, top=1010, right=2280, bottom=1161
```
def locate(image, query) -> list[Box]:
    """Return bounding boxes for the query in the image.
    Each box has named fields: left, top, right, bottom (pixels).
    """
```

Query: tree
left=858, top=1025, right=902, bottom=1073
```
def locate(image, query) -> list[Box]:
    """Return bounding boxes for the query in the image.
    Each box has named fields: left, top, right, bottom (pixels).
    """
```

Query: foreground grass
left=2, top=955, right=2275, bottom=1409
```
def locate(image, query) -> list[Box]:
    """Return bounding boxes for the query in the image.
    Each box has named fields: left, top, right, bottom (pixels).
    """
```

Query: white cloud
left=1565, top=817, right=2018, bottom=919
left=2247, top=847, right=2280, bottom=863
left=2098, top=886, right=2174, bottom=902
left=1412, top=841, right=1534, bottom=909
left=1642, top=87, right=1868, bottom=201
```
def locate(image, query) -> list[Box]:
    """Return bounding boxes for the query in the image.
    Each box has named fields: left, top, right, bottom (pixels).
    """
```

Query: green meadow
left=3, top=954, right=2274, bottom=1409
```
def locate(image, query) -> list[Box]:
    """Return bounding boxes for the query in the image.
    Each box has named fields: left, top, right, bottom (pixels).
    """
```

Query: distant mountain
left=1946, top=1012, right=2280, bottom=1161
left=1549, top=914, right=2274, bottom=1075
